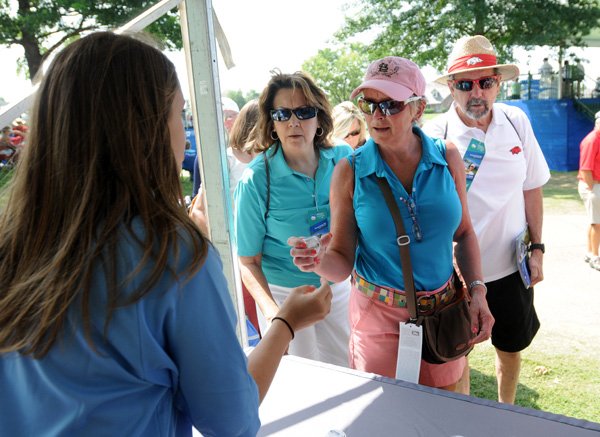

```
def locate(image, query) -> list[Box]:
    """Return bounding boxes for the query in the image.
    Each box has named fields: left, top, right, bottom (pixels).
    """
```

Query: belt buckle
left=417, top=295, right=435, bottom=314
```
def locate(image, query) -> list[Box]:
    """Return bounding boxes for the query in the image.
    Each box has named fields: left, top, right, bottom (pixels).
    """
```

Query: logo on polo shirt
left=510, top=146, right=522, bottom=155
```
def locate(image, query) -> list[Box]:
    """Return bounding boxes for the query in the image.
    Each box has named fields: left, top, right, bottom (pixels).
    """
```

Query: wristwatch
left=468, top=280, right=487, bottom=294
left=528, top=243, right=545, bottom=254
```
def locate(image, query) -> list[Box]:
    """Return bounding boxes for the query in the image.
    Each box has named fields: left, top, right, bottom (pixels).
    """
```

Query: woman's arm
left=289, top=159, right=357, bottom=282
left=188, top=190, right=209, bottom=237
left=446, top=141, right=494, bottom=345
left=238, top=255, right=280, bottom=322
left=247, top=278, right=332, bottom=402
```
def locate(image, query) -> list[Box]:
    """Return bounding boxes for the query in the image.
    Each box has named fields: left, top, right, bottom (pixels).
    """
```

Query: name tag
left=395, top=322, right=422, bottom=383
left=308, top=209, right=329, bottom=235
left=463, top=138, right=486, bottom=191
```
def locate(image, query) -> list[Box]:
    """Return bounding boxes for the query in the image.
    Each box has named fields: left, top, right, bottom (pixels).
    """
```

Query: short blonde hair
left=332, top=101, right=367, bottom=146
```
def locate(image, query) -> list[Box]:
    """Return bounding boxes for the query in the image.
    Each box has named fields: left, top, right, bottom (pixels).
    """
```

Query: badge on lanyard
left=463, top=138, right=485, bottom=191
left=396, top=321, right=422, bottom=383
left=307, top=208, right=329, bottom=235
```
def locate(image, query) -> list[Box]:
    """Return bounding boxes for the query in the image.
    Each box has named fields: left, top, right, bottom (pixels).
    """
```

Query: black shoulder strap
left=498, top=107, right=523, bottom=144
left=443, top=118, right=448, bottom=140
left=262, top=152, right=270, bottom=220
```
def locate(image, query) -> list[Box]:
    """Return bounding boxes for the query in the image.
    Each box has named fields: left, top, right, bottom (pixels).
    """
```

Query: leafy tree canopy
left=302, top=43, right=371, bottom=105
left=0, top=1, right=182, bottom=81
left=226, top=89, right=260, bottom=111
left=335, top=0, right=600, bottom=72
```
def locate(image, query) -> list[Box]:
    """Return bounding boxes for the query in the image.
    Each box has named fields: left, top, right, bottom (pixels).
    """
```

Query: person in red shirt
left=578, top=111, right=600, bottom=271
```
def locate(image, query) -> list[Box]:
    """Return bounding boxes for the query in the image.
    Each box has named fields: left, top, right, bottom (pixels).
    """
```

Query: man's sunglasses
left=357, top=96, right=421, bottom=116
left=451, top=76, right=499, bottom=92
left=270, top=106, right=318, bottom=122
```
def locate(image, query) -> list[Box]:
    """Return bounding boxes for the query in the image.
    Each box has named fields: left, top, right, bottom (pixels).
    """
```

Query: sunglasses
left=270, top=106, right=318, bottom=122
left=357, top=96, right=421, bottom=116
left=345, top=129, right=361, bottom=138
left=451, top=76, right=499, bottom=92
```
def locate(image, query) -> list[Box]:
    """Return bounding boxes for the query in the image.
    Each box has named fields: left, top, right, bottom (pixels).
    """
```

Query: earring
left=270, top=130, right=278, bottom=141
left=316, top=127, right=324, bottom=137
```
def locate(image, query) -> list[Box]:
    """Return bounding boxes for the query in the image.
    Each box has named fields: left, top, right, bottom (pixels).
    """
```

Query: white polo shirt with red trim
left=423, top=102, right=550, bottom=282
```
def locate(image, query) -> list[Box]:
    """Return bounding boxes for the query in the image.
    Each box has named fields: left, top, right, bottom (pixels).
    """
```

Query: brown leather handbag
left=376, top=176, right=473, bottom=364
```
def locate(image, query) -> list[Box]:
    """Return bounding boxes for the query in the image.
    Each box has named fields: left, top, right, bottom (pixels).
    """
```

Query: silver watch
left=468, top=280, right=487, bottom=294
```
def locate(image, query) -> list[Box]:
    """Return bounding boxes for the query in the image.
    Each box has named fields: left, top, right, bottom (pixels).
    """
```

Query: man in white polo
left=423, top=35, right=551, bottom=404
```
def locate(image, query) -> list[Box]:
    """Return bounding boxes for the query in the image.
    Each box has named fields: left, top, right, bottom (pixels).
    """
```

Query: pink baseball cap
left=350, top=56, right=426, bottom=101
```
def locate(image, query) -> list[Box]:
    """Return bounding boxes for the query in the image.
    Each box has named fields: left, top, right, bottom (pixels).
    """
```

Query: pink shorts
left=348, top=285, right=465, bottom=388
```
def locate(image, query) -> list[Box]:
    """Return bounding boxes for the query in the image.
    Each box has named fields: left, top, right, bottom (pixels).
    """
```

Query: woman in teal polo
left=235, top=71, right=352, bottom=366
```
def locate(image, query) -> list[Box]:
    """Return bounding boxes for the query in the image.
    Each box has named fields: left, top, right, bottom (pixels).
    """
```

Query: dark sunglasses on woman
left=451, top=76, right=499, bottom=92
left=270, top=106, right=318, bottom=122
left=357, top=96, right=421, bottom=117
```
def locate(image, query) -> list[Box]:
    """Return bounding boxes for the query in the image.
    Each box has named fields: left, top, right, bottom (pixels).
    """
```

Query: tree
left=225, top=89, right=260, bottom=110
left=336, top=0, right=600, bottom=72
left=0, top=1, right=182, bottom=81
left=302, top=44, right=371, bottom=105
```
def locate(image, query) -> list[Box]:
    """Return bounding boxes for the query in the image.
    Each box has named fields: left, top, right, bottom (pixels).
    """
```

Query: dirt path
left=531, top=213, right=600, bottom=360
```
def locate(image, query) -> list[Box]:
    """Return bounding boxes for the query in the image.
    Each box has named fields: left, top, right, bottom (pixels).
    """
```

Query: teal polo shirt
left=352, top=128, right=461, bottom=291
left=235, top=142, right=352, bottom=288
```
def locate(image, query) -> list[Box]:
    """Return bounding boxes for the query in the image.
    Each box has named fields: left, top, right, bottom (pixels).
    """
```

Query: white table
left=258, top=356, right=600, bottom=437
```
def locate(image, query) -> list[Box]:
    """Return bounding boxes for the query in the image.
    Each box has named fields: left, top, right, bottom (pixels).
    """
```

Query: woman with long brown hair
left=0, top=31, right=331, bottom=435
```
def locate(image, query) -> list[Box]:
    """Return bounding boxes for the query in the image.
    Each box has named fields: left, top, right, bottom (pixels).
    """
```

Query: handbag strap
left=375, top=177, right=419, bottom=321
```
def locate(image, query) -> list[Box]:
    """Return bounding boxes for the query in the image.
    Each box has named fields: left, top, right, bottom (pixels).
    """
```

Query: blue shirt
left=0, top=221, right=260, bottom=436
left=235, top=143, right=352, bottom=288
left=352, top=128, right=461, bottom=291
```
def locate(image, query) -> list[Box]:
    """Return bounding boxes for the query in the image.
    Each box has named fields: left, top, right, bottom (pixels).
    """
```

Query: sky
left=1, top=0, right=600, bottom=107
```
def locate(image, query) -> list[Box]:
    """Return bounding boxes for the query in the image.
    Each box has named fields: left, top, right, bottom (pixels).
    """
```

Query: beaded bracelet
left=272, top=316, right=295, bottom=340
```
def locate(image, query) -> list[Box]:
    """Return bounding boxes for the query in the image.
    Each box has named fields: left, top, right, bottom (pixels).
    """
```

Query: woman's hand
left=247, top=278, right=332, bottom=403
left=276, top=278, right=332, bottom=333
left=287, top=233, right=332, bottom=272
left=468, top=289, right=494, bottom=345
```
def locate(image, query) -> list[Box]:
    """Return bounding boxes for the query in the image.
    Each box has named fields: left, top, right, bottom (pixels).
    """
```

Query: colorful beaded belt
left=351, top=270, right=457, bottom=314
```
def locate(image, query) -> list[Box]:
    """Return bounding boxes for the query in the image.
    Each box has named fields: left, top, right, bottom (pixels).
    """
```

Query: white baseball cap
left=222, top=96, right=240, bottom=113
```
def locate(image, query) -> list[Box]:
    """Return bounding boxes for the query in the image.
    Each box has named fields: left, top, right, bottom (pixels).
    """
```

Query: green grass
left=469, top=342, right=600, bottom=423
left=180, top=170, right=194, bottom=198
left=543, top=171, right=584, bottom=215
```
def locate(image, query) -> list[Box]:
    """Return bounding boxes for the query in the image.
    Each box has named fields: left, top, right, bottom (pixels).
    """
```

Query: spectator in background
left=0, top=31, right=333, bottom=436
left=189, top=99, right=262, bottom=334
left=593, top=77, right=600, bottom=98
left=0, top=126, right=12, bottom=147
left=0, top=126, right=16, bottom=165
left=189, top=99, right=259, bottom=234
left=561, top=60, right=573, bottom=98
left=573, top=58, right=585, bottom=98
left=510, top=80, right=521, bottom=100
left=578, top=111, right=600, bottom=271
left=10, top=118, right=28, bottom=147
left=538, top=57, right=553, bottom=79
left=192, top=96, right=240, bottom=196
left=332, top=101, right=368, bottom=148
left=538, top=57, right=554, bottom=99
